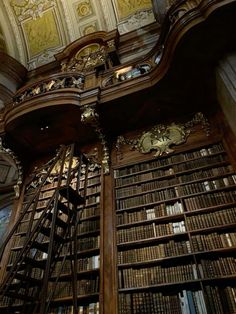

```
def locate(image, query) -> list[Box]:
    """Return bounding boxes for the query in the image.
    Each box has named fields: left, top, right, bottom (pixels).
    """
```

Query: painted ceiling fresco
left=0, top=0, right=155, bottom=69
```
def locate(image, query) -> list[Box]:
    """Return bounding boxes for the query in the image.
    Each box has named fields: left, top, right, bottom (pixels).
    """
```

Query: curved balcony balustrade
left=2, top=0, right=235, bottom=124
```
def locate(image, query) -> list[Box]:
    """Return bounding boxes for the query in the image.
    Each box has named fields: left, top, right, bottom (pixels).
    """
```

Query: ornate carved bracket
left=0, top=137, right=23, bottom=198
left=116, top=112, right=210, bottom=159
left=81, top=105, right=110, bottom=174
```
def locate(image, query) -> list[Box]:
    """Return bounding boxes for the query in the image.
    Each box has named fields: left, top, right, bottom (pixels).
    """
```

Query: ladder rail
left=44, top=153, right=89, bottom=314
left=0, top=144, right=89, bottom=313
left=0, top=144, right=71, bottom=295
left=38, top=144, right=74, bottom=314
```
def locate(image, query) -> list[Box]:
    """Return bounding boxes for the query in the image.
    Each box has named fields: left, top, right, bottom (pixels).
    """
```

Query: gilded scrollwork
left=81, top=105, right=110, bottom=174
left=10, top=0, right=56, bottom=21
left=13, top=74, right=85, bottom=106
left=61, top=45, right=107, bottom=73
left=136, top=123, right=189, bottom=156
left=116, top=112, right=211, bottom=159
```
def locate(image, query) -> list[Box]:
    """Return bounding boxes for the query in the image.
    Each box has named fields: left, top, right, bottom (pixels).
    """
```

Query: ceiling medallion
left=76, top=0, right=93, bottom=19
left=10, top=0, right=56, bottom=21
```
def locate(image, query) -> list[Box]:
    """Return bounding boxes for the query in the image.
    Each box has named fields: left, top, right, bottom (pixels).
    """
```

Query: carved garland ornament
left=116, top=112, right=210, bottom=159
left=0, top=137, right=23, bottom=198
left=81, top=105, right=110, bottom=174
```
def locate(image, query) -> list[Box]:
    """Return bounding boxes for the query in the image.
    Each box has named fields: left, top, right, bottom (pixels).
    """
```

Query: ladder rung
left=14, top=273, right=42, bottom=286
left=32, top=241, right=49, bottom=253
left=40, top=227, right=64, bottom=242
left=5, top=291, right=35, bottom=302
left=59, top=186, right=84, bottom=206
left=57, top=201, right=69, bottom=214
left=24, top=257, right=46, bottom=269
left=47, top=213, right=68, bottom=229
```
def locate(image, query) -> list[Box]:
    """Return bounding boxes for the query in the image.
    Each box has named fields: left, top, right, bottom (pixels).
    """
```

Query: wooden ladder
left=0, top=144, right=88, bottom=314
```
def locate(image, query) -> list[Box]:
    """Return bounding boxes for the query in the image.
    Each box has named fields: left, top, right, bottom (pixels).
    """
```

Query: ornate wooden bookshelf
left=114, top=141, right=236, bottom=314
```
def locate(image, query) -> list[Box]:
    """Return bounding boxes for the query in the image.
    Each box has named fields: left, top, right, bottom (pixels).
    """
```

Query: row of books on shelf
left=118, top=240, right=191, bottom=264
left=184, top=189, right=236, bottom=211
left=48, top=302, right=99, bottom=314
left=76, top=184, right=101, bottom=196
left=52, top=255, right=100, bottom=275
left=116, top=187, right=179, bottom=210
left=185, top=206, right=236, bottom=230
left=179, top=165, right=233, bottom=184
left=119, top=289, right=207, bottom=314
left=115, top=167, right=175, bottom=187
left=119, top=263, right=198, bottom=288
left=205, top=285, right=236, bottom=313
left=199, top=257, right=236, bottom=278
left=77, top=236, right=100, bottom=251
left=191, top=232, right=236, bottom=251
left=116, top=179, right=236, bottom=210
left=118, top=231, right=236, bottom=265
left=114, top=143, right=224, bottom=178
left=119, top=286, right=236, bottom=314
left=78, top=219, right=100, bottom=234
left=119, top=257, right=236, bottom=288
left=114, top=154, right=226, bottom=186
left=80, top=206, right=100, bottom=220
left=117, top=203, right=236, bottom=227
left=181, top=175, right=236, bottom=195
left=115, top=177, right=178, bottom=198
left=80, top=175, right=101, bottom=188
left=117, top=221, right=186, bottom=243
left=172, top=155, right=225, bottom=173
left=49, top=277, right=99, bottom=298
left=117, top=202, right=184, bottom=225
left=115, top=169, right=235, bottom=199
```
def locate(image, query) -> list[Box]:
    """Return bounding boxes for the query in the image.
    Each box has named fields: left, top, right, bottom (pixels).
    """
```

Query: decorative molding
left=81, top=105, right=110, bottom=174
left=27, top=46, right=64, bottom=70
left=76, top=0, right=94, bottom=20
left=60, top=0, right=75, bottom=42
left=117, top=9, right=155, bottom=34
left=10, top=0, right=56, bottom=21
left=3, top=1, right=26, bottom=65
left=116, top=112, right=210, bottom=159
left=100, top=0, right=117, bottom=30
left=0, top=137, right=23, bottom=198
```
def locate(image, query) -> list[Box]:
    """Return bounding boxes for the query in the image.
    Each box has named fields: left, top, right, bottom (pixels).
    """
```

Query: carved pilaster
left=81, top=104, right=110, bottom=174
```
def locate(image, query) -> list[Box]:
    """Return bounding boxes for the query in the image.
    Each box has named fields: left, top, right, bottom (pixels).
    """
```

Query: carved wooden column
left=81, top=104, right=118, bottom=314
left=81, top=104, right=110, bottom=174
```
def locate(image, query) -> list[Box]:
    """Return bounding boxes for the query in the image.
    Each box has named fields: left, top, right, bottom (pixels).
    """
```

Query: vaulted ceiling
left=0, top=0, right=155, bottom=70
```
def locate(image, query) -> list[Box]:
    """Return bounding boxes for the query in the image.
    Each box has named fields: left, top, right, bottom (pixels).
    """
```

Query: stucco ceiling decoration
left=0, top=0, right=155, bottom=69
left=114, top=0, right=155, bottom=34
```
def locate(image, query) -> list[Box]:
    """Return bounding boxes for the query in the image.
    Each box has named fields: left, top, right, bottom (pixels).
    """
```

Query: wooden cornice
left=0, top=52, right=27, bottom=86
left=55, top=30, right=119, bottom=62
